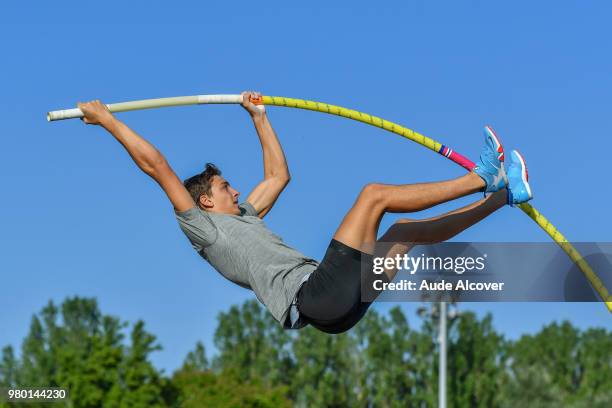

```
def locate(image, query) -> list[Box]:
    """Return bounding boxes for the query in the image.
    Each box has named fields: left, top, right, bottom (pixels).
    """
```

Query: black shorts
left=296, top=239, right=389, bottom=334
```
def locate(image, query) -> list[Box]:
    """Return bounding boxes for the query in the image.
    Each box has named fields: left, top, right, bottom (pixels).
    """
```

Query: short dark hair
left=183, top=163, right=221, bottom=208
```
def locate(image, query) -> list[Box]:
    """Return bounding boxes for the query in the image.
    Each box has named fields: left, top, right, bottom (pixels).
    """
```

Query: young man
left=78, top=91, right=532, bottom=334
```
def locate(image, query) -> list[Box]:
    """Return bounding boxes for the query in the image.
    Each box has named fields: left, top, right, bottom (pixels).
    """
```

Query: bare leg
left=333, top=172, right=485, bottom=251
left=374, top=190, right=507, bottom=281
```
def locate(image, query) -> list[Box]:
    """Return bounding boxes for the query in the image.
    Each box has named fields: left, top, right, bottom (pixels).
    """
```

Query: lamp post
left=418, top=298, right=459, bottom=408
left=439, top=301, right=447, bottom=408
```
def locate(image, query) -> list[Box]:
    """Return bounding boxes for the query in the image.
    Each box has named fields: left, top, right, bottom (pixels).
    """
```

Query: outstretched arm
left=78, top=100, right=195, bottom=212
left=242, top=91, right=291, bottom=218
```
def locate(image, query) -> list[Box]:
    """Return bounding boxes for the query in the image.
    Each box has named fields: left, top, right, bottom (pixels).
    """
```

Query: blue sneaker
left=473, top=126, right=507, bottom=193
left=507, top=150, right=533, bottom=206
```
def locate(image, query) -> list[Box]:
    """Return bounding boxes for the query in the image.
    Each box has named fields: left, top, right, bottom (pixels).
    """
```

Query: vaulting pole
left=48, top=94, right=612, bottom=313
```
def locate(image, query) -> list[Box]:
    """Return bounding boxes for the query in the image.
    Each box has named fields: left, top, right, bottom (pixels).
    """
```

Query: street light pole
left=439, top=301, right=447, bottom=408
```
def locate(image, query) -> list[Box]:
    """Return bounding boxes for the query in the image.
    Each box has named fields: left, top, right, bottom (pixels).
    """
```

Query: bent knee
left=358, top=183, right=386, bottom=206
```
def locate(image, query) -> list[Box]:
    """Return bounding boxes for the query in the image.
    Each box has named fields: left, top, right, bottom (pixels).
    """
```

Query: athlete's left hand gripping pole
left=46, top=95, right=246, bottom=121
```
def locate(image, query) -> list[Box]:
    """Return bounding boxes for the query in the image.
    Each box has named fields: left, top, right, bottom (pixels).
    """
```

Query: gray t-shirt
left=175, top=202, right=318, bottom=326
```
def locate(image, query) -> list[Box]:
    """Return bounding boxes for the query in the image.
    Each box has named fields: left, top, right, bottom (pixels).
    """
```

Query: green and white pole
left=439, top=301, right=447, bottom=408
left=48, top=94, right=612, bottom=314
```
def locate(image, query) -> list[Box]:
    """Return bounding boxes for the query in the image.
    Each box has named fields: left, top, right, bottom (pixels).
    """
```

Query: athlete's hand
left=78, top=100, right=116, bottom=127
left=241, top=91, right=266, bottom=118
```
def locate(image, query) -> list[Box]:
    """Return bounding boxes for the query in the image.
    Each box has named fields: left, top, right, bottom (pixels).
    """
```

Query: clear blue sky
left=1, top=1, right=610, bottom=374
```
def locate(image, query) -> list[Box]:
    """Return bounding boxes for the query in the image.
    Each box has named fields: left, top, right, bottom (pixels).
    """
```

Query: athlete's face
left=203, top=175, right=241, bottom=215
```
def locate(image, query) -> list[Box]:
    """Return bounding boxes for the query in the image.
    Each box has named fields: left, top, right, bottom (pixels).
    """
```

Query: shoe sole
left=484, top=125, right=504, bottom=162
left=513, top=150, right=532, bottom=199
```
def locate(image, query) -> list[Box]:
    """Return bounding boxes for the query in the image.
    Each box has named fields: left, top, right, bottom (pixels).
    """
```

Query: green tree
left=113, top=321, right=166, bottom=407
left=170, top=366, right=291, bottom=408
left=499, top=365, right=563, bottom=408
left=571, top=327, right=612, bottom=405
left=447, top=312, right=508, bottom=408
left=353, top=307, right=432, bottom=407
left=291, top=325, right=359, bottom=407
left=182, top=341, right=208, bottom=371
left=213, top=300, right=295, bottom=387
left=5, top=296, right=611, bottom=408
left=511, top=321, right=579, bottom=394
left=168, top=339, right=290, bottom=407
left=505, top=321, right=612, bottom=407
left=0, top=297, right=166, bottom=408
left=408, top=322, right=437, bottom=407
left=0, top=346, right=19, bottom=387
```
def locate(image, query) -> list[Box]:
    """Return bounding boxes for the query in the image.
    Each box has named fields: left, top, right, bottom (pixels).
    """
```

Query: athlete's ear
left=199, top=194, right=214, bottom=209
